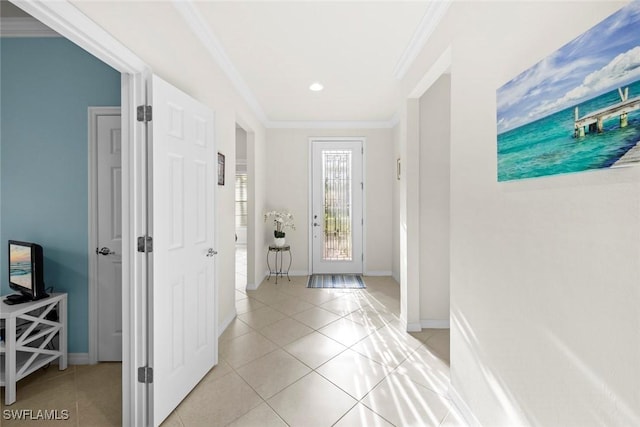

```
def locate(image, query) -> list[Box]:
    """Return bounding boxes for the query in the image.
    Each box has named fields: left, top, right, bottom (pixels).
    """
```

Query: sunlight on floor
left=1, top=274, right=459, bottom=427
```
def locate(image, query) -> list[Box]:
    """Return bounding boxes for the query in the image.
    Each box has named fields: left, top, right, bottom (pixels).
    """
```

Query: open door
left=149, top=75, right=217, bottom=426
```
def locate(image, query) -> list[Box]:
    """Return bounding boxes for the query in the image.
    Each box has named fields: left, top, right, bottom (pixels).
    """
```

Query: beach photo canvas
left=497, top=2, right=640, bottom=182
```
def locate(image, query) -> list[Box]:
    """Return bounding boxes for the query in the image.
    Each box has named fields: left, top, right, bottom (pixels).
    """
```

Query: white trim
left=172, top=0, right=268, bottom=124
left=288, top=270, right=310, bottom=277
left=68, top=353, right=90, bottom=365
left=13, top=0, right=147, bottom=74
left=172, top=1, right=402, bottom=130
left=266, top=120, right=395, bottom=130
left=406, top=322, right=422, bottom=332
left=217, top=309, right=237, bottom=339
left=393, top=0, right=452, bottom=80
left=0, top=17, right=60, bottom=37
left=13, top=2, right=150, bottom=426
left=308, top=140, right=314, bottom=275
left=421, top=319, right=450, bottom=329
left=449, top=385, right=482, bottom=427
left=245, top=281, right=260, bottom=291
left=389, top=112, right=401, bottom=129
left=362, top=142, right=368, bottom=275
left=392, top=271, right=400, bottom=284
left=408, top=46, right=452, bottom=99
left=88, top=106, right=121, bottom=366
left=364, top=271, right=393, bottom=277
left=247, top=272, right=267, bottom=292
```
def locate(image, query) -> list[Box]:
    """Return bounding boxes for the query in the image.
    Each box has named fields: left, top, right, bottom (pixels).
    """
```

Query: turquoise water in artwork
left=497, top=80, right=640, bottom=181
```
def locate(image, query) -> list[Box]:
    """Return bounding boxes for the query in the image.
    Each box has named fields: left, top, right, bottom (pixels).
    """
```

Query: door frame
left=308, top=137, right=366, bottom=275
left=13, top=1, right=150, bottom=425
left=88, top=106, right=122, bottom=365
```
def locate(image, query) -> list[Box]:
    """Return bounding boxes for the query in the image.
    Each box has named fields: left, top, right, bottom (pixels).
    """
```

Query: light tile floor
left=0, top=362, right=122, bottom=426
left=164, top=275, right=460, bottom=427
left=0, top=245, right=460, bottom=426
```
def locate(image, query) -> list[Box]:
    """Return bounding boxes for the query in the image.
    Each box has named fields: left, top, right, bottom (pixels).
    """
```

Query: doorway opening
left=1, top=1, right=149, bottom=424
left=235, top=125, right=248, bottom=292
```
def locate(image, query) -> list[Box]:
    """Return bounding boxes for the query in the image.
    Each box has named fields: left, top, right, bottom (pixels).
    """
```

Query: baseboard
left=449, top=384, right=481, bottom=427
left=364, top=270, right=392, bottom=276
left=218, top=308, right=237, bottom=338
left=421, top=319, right=450, bottom=329
left=288, top=270, right=309, bottom=276
left=391, top=271, right=400, bottom=283
left=405, top=321, right=422, bottom=332
left=246, top=281, right=260, bottom=291
left=261, top=270, right=308, bottom=280
left=68, top=353, right=90, bottom=365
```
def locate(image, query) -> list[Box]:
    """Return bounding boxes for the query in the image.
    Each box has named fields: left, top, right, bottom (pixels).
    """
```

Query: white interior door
left=150, top=75, right=217, bottom=426
left=96, top=111, right=123, bottom=362
left=311, top=140, right=363, bottom=274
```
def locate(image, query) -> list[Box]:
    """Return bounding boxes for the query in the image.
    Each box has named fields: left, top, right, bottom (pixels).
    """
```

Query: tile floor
left=0, top=245, right=462, bottom=426
left=0, top=362, right=122, bottom=426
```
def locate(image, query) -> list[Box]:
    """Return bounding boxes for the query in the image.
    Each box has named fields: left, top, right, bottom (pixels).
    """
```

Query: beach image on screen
left=497, top=2, right=640, bottom=181
left=10, top=244, right=32, bottom=289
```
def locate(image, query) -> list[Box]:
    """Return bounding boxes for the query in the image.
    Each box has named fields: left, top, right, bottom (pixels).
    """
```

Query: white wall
left=265, top=128, right=394, bottom=275
left=235, top=126, right=248, bottom=163
left=419, top=74, right=450, bottom=325
left=400, top=1, right=640, bottom=425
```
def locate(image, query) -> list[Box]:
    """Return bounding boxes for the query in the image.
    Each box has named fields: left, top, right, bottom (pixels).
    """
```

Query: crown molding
left=174, top=0, right=404, bottom=130
left=393, top=0, right=451, bottom=80
left=172, top=0, right=269, bottom=125
left=265, top=119, right=396, bottom=130
left=0, top=17, right=60, bottom=37
left=389, top=111, right=401, bottom=128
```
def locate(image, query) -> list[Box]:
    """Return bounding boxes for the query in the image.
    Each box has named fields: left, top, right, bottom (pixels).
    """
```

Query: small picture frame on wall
left=397, top=158, right=401, bottom=180
left=217, top=152, right=225, bottom=185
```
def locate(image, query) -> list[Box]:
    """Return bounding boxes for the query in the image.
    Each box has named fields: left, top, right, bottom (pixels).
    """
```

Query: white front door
left=150, top=75, right=217, bottom=426
left=311, top=139, right=364, bottom=274
left=96, top=110, right=123, bottom=362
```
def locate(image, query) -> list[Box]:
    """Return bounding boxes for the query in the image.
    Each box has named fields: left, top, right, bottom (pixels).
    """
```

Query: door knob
left=206, top=248, right=218, bottom=257
left=313, top=222, right=320, bottom=227
left=97, top=247, right=115, bottom=256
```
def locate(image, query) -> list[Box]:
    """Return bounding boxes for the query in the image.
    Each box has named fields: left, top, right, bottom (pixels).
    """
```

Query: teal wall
left=1, top=38, right=120, bottom=354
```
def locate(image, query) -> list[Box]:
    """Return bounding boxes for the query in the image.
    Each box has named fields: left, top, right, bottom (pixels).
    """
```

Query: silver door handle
left=97, top=247, right=115, bottom=256
left=206, top=248, right=218, bottom=257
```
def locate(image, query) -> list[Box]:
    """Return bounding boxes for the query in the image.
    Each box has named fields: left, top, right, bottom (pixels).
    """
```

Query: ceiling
left=194, top=1, right=431, bottom=123
left=6, top=1, right=450, bottom=127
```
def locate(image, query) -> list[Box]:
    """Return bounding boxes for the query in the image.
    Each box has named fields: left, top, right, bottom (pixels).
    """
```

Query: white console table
left=0, top=292, right=67, bottom=405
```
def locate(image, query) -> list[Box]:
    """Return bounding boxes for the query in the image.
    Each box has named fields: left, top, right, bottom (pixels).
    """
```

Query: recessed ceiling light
left=309, top=82, right=324, bottom=92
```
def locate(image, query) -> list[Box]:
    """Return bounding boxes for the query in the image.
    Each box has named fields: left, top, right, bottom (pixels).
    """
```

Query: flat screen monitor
left=8, top=240, right=48, bottom=302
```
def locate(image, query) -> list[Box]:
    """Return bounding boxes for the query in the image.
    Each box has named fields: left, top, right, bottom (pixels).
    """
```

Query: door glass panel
left=322, top=150, right=352, bottom=261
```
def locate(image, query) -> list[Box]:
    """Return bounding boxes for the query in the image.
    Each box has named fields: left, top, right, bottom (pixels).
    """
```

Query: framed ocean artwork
left=497, top=2, right=640, bottom=182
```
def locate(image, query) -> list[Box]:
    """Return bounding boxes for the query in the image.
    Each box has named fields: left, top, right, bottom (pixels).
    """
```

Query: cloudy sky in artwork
left=497, top=1, right=640, bottom=134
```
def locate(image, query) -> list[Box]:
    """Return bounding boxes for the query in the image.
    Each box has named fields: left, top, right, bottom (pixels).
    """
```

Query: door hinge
left=361, top=182, right=363, bottom=190
left=361, top=218, right=363, bottom=226
left=137, top=236, right=153, bottom=253
left=138, top=366, right=153, bottom=384
left=362, top=253, right=364, bottom=261
left=361, top=147, right=364, bottom=154
left=137, top=105, right=152, bottom=122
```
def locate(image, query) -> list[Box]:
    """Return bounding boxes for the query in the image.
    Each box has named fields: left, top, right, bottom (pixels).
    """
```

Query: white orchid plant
left=264, top=210, right=296, bottom=238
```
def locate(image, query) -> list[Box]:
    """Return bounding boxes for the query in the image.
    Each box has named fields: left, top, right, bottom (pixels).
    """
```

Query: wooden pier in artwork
left=574, top=87, right=640, bottom=137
